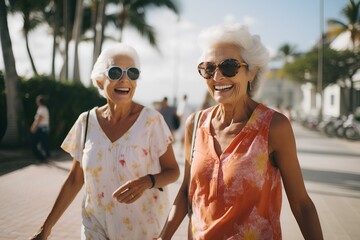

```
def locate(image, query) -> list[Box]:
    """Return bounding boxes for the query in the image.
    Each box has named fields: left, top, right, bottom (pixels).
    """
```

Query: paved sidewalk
left=0, top=122, right=360, bottom=239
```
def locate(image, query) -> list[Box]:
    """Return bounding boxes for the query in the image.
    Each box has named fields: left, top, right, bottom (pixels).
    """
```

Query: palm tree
left=0, top=0, right=24, bottom=146
left=275, top=43, right=298, bottom=107
left=72, top=0, right=84, bottom=82
left=276, top=43, right=298, bottom=64
left=327, top=0, right=360, bottom=51
left=95, top=0, right=179, bottom=60
left=8, top=0, right=49, bottom=76
left=327, top=0, right=360, bottom=113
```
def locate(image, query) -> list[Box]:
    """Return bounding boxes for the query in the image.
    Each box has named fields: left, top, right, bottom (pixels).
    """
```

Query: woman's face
left=97, top=54, right=138, bottom=105
left=200, top=43, right=256, bottom=105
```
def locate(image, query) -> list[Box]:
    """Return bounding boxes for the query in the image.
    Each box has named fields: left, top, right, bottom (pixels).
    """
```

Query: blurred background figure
left=176, top=94, right=193, bottom=150
left=30, top=95, right=51, bottom=162
left=160, top=96, right=177, bottom=136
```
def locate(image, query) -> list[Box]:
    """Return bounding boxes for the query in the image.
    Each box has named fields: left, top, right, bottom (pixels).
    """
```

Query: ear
left=248, top=66, right=259, bottom=81
left=96, top=79, right=104, bottom=90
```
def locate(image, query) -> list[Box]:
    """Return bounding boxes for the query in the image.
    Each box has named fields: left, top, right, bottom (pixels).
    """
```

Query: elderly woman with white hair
left=30, top=43, right=180, bottom=240
left=157, top=24, right=323, bottom=240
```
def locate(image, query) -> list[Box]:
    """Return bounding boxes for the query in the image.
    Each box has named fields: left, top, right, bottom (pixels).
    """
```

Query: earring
left=248, top=81, right=252, bottom=91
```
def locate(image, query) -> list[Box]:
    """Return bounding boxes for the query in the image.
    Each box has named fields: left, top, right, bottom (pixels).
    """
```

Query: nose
left=212, top=67, right=224, bottom=81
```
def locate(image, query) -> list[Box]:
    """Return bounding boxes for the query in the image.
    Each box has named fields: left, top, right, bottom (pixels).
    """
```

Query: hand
left=112, top=175, right=152, bottom=204
left=29, top=227, right=50, bottom=240
left=30, top=124, right=37, bottom=134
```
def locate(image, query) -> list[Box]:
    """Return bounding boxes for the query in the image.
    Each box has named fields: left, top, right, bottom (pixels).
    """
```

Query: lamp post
left=317, top=0, right=324, bottom=121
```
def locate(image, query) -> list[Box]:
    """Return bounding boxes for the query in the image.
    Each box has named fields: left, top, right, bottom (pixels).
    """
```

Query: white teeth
left=116, top=88, right=130, bottom=91
left=214, top=85, right=233, bottom=90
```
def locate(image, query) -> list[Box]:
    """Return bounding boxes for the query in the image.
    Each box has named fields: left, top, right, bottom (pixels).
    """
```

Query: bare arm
left=270, top=113, right=323, bottom=240
left=156, top=112, right=197, bottom=240
left=30, top=159, right=84, bottom=239
left=30, top=114, right=43, bottom=133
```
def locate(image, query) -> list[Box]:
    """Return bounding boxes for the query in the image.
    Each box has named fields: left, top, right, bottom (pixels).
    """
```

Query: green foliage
left=282, top=46, right=358, bottom=90
left=1, top=74, right=106, bottom=148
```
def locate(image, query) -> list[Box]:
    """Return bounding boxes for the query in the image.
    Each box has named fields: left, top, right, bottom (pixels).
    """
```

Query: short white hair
left=198, top=23, right=270, bottom=96
left=90, top=43, right=140, bottom=97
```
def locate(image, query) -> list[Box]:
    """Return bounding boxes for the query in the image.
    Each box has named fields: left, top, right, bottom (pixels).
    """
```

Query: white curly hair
left=90, top=43, right=141, bottom=97
left=198, top=23, right=270, bottom=97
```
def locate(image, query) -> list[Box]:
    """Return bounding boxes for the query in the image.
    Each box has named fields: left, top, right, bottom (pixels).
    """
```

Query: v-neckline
left=93, top=106, right=145, bottom=144
left=209, top=103, right=262, bottom=160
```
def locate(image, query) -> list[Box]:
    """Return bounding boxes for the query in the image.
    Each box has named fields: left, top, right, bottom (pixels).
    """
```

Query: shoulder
left=141, top=106, right=161, bottom=118
left=269, top=111, right=295, bottom=152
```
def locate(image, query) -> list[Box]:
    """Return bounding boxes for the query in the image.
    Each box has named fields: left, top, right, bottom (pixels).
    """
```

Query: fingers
left=112, top=176, right=150, bottom=204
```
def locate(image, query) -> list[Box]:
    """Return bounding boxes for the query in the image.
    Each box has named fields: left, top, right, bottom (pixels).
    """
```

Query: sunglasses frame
left=105, top=66, right=141, bottom=81
left=197, top=58, right=248, bottom=79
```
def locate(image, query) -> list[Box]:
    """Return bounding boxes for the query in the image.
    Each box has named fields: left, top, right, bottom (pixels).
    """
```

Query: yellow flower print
left=242, top=227, right=258, bottom=240
left=256, top=152, right=267, bottom=174
left=86, top=166, right=103, bottom=183
left=103, top=201, right=115, bottom=215
left=132, top=162, right=139, bottom=169
left=123, top=217, right=130, bottom=224
left=97, top=150, right=104, bottom=160
left=123, top=217, right=133, bottom=231
left=123, top=131, right=130, bottom=140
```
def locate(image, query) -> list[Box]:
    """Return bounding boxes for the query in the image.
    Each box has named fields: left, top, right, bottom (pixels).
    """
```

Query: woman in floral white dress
left=30, top=43, right=180, bottom=240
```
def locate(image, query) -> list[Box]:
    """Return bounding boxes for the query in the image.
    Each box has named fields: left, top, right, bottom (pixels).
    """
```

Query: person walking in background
left=30, top=43, right=180, bottom=240
left=176, top=94, right=192, bottom=150
left=30, top=95, right=51, bottom=162
left=160, top=97, right=177, bottom=135
left=157, top=23, right=323, bottom=239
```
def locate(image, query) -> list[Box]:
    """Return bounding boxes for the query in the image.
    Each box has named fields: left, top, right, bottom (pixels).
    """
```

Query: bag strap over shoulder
left=83, top=110, right=90, bottom=149
left=189, top=111, right=201, bottom=164
left=188, top=110, right=201, bottom=217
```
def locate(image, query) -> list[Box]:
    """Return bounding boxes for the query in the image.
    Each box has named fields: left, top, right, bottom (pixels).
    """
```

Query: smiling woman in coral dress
left=30, top=43, right=180, bottom=240
left=156, top=23, right=323, bottom=240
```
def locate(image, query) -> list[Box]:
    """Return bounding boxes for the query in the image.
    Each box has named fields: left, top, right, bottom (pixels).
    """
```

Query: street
left=0, top=122, right=359, bottom=239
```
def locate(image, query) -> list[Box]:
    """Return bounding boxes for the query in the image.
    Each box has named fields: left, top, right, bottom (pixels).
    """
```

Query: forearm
left=41, top=174, right=83, bottom=233
left=152, top=167, right=180, bottom=189
left=292, top=201, right=323, bottom=240
left=158, top=186, right=189, bottom=239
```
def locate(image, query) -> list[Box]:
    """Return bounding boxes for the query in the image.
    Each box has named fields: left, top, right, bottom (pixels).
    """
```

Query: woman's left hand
left=112, top=175, right=152, bottom=204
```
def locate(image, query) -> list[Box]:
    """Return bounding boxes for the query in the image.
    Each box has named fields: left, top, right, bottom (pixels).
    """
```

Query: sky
left=0, top=0, right=349, bottom=107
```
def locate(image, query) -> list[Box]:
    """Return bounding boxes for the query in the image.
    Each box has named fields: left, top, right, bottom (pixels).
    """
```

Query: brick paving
left=1, top=122, right=360, bottom=239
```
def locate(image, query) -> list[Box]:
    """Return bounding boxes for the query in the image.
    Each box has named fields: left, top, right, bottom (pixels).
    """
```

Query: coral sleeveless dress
left=188, top=103, right=282, bottom=240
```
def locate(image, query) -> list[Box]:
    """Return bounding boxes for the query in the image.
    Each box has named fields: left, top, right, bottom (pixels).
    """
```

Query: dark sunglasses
left=197, top=58, right=247, bottom=79
left=105, top=66, right=140, bottom=81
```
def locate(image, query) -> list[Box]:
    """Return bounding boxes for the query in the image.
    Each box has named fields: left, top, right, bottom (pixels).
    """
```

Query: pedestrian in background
left=30, top=95, right=51, bottom=162
left=160, top=96, right=177, bottom=135
left=157, top=23, right=323, bottom=240
left=30, top=43, right=180, bottom=240
left=176, top=94, right=192, bottom=150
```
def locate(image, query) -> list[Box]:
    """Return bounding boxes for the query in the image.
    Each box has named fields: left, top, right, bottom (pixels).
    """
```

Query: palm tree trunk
left=92, top=0, right=106, bottom=66
left=24, top=32, right=38, bottom=75
left=51, top=2, right=60, bottom=80
left=72, top=0, right=84, bottom=83
left=0, top=0, right=24, bottom=146
left=62, top=0, right=69, bottom=81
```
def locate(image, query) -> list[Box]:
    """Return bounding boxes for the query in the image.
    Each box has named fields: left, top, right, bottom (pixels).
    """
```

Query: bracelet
left=148, top=174, right=155, bottom=189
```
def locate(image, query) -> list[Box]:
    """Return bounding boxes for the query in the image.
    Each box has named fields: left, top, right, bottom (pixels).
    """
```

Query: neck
left=102, top=101, right=135, bottom=122
left=216, top=97, right=257, bottom=125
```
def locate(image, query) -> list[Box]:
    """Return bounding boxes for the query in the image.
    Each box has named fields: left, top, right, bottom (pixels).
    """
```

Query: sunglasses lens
left=126, top=67, right=140, bottom=80
left=198, top=62, right=216, bottom=79
left=219, top=59, right=239, bottom=77
left=108, top=67, right=123, bottom=80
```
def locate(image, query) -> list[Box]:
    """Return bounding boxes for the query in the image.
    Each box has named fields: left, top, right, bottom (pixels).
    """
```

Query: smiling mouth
left=214, top=85, right=233, bottom=91
left=115, top=87, right=130, bottom=94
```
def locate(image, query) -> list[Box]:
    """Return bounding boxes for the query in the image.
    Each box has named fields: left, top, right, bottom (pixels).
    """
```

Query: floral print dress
left=188, top=103, right=282, bottom=240
left=61, top=107, right=173, bottom=240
